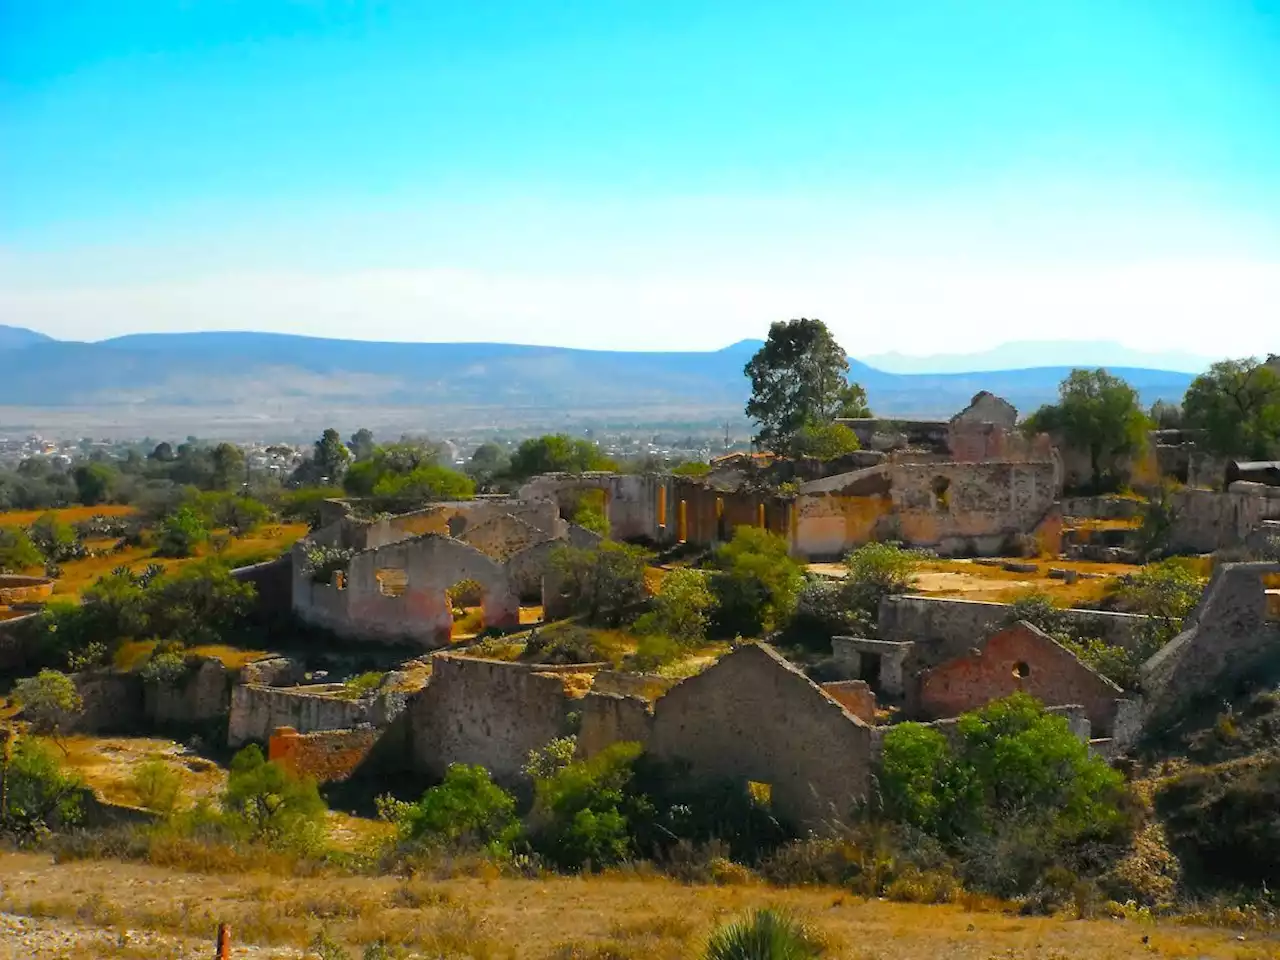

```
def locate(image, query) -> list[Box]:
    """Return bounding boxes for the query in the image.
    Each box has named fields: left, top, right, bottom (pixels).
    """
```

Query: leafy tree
left=1182, top=358, right=1280, bottom=460
left=222, top=744, right=326, bottom=847
left=465, top=442, right=510, bottom=489
left=842, top=542, right=925, bottom=616
left=153, top=506, right=209, bottom=558
left=1114, top=559, right=1205, bottom=654
left=671, top=460, right=712, bottom=478
left=0, top=527, right=42, bottom=573
left=1148, top=399, right=1183, bottom=430
left=709, top=527, right=804, bottom=637
left=789, top=421, right=861, bottom=460
left=1024, top=369, right=1150, bottom=493
left=744, top=318, right=869, bottom=453
left=12, top=670, right=83, bottom=754
left=148, top=441, right=176, bottom=462
left=0, top=735, right=86, bottom=833
left=507, top=434, right=616, bottom=481
left=394, top=763, right=520, bottom=855
left=348, top=427, right=376, bottom=461
left=369, top=464, right=475, bottom=502
left=549, top=542, right=651, bottom=627
left=71, top=461, right=118, bottom=505
left=635, top=568, right=714, bottom=644
left=210, top=442, right=246, bottom=490
left=145, top=559, right=256, bottom=645
left=570, top=489, right=610, bottom=536
left=293, top=428, right=351, bottom=486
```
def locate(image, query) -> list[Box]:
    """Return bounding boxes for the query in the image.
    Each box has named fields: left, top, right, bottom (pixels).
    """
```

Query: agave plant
left=703, top=908, right=825, bottom=960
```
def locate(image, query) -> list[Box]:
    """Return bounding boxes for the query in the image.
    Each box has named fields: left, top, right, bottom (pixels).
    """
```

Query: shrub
left=27, top=512, right=83, bottom=564
left=393, top=764, right=520, bottom=856
left=549, top=542, right=651, bottom=627
left=221, top=744, right=327, bottom=850
left=790, top=420, right=861, bottom=460
left=1114, top=559, right=1205, bottom=652
left=570, top=489, right=611, bottom=537
left=0, top=526, right=42, bottom=572
left=530, top=742, right=648, bottom=870
left=129, top=757, right=183, bottom=815
left=635, top=568, right=714, bottom=644
left=138, top=649, right=192, bottom=685
left=11, top=670, right=83, bottom=752
left=305, top=544, right=356, bottom=584
left=153, top=506, right=209, bottom=558
left=0, top=735, right=86, bottom=834
left=785, top=579, right=867, bottom=651
left=525, top=623, right=612, bottom=665
left=842, top=542, right=925, bottom=616
left=709, top=527, right=804, bottom=638
left=523, top=736, right=578, bottom=781
left=703, top=908, right=825, bottom=960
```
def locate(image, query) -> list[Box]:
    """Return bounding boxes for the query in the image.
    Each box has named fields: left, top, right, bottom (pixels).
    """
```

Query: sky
left=2, top=1, right=1278, bottom=359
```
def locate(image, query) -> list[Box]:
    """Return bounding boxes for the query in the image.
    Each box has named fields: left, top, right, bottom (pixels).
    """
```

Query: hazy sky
left=2, top=1, right=1278, bottom=356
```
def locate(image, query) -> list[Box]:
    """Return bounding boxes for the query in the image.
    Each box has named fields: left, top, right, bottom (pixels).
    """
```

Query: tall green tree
left=1024, top=369, right=1149, bottom=492
left=508, top=434, right=615, bottom=481
left=70, top=462, right=117, bottom=506
left=1182, top=358, right=1280, bottom=460
left=744, top=318, right=869, bottom=453
left=210, top=442, right=246, bottom=490
left=348, top=427, right=376, bottom=461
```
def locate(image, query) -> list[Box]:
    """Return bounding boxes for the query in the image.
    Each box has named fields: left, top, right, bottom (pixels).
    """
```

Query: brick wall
left=268, top=726, right=380, bottom=783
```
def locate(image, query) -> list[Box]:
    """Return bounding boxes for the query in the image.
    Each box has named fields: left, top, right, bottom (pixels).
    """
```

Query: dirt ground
left=0, top=852, right=1276, bottom=960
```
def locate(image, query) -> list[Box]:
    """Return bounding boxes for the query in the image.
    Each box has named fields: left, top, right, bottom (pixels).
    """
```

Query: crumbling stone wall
left=69, top=671, right=144, bottom=733
left=647, top=644, right=873, bottom=829
left=951, top=391, right=1017, bottom=428
left=507, top=524, right=603, bottom=602
left=1168, top=488, right=1280, bottom=553
left=517, top=473, right=670, bottom=542
left=143, top=658, right=230, bottom=728
left=293, top=533, right=519, bottom=647
left=820, top=680, right=877, bottom=723
left=228, top=684, right=381, bottom=746
left=268, top=726, right=380, bottom=783
left=0, top=575, right=54, bottom=606
left=878, top=595, right=1150, bottom=667
left=460, top=513, right=548, bottom=561
left=407, top=654, right=577, bottom=783
left=578, top=691, right=653, bottom=758
left=913, top=622, right=1127, bottom=735
left=1140, top=562, right=1280, bottom=723
left=793, top=460, right=1060, bottom=559
left=230, top=557, right=293, bottom=619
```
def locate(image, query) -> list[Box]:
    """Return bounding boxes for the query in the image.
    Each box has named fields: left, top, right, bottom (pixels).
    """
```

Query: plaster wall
left=1167, top=489, right=1280, bottom=553
left=228, top=684, right=378, bottom=746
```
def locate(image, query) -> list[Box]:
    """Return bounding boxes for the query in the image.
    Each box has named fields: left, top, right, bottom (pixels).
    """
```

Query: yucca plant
left=703, top=908, right=825, bottom=960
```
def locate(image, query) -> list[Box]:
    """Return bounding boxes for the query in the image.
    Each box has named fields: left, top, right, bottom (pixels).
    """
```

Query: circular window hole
left=1012, top=661, right=1031, bottom=679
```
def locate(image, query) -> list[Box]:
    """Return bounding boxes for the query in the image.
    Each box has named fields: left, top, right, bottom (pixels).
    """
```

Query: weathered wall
left=578, top=691, right=653, bottom=758
left=268, top=726, right=380, bottom=783
left=508, top=524, right=604, bottom=602
left=913, top=622, right=1126, bottom=735
left=517, top=474, right=669, bottom=542
left=0, top=612, right=38, bottom=672
left=1140, top=562, right=1280, bottom=723
left=231, top=557, right=293, bottom=619
left=793, top=460, right=1060, bottom=559
left=70, top=671, right=144, bottom=733
left=878, top=594, right=1151, bottom=667
left=951, top=392, right=1017, bottom=428
left=647, top=644, right=873, bottom=829
left=407, top=655, right=575, bottom=782
left=820, top=680, right=877, bottom=723
left=1059, top=496, right=1145, bottom=521
left=460, top=513, right=548, bottom=561
left=0, top=575, right=55, bottom=606
left=293, top=534, right=519, bottom=647
left=228, top=684, right=378, bottom=746
left=143, top=658, right=230, bottom=728
left=1168, top=489, right=1280, bottom=553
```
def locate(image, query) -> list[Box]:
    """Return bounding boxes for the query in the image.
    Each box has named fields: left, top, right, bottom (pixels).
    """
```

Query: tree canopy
left=744, top=318, right=869, bottom=454
left=1182, top=358, right=1280, bottom=461
left=1024, top=369, right=1149, bottom=493
left=507, top=434, right=615, bottom=481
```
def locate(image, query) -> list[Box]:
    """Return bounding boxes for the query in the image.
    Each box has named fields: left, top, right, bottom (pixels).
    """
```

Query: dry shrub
left=883, top=866, right=961, bottom=905
left=1100, top=820, right=1181, bottom=905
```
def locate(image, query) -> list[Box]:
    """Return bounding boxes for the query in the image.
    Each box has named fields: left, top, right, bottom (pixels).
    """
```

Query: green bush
left=0, top=735, right=87, bottom=834
left=790, top=421, right=861, bottom=460
left=549, top=541, right=651, bottom=627
left=153, top=506, right=209, bottom=558
left=842, top=542, right=925, bottom=616
left=11, top=670, right=83, bottom=750
left=0, top=526, right=42, bottom=572
left=221, top=744, right=327, bottom=850
left=393, top=764, right=520, bottom=856
left=129, top=757, right=184, bottom=815
left=530, top=742, right=648, bottom=870
left=703, top=908, right=825, bottom=960
left=709, top=527, right=804, bottom=638
left=635, top=568, right=714, bottom=644
left=27, top=513, right=83, bottom=564
left=525, top=622, right=613, bottom=664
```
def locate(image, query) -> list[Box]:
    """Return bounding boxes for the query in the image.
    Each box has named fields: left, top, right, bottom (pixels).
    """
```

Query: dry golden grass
left=913, top=558, right=1139, bottom=606
left=0, top=504, right=138, bottom=528
left=0, top=852, right=1274, bottom=959
left=56, top=736, right=227, bottom=807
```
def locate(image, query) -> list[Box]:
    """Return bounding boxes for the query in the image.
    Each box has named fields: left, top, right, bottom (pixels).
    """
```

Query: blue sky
left=2, top=1, right=1278, bottom=358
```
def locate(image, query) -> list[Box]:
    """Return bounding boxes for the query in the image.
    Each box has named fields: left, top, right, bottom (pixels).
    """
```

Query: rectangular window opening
left=376, top=568, right=408, bottom=598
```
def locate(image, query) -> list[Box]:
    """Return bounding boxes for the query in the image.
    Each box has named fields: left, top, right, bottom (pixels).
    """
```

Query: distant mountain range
left=0, top=326, right=1199, bottom=438
left=864, top=340, right=1214, bottom=375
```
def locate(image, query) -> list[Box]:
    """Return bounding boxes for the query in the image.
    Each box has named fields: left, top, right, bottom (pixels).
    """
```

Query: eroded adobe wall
left=407, top=655, right=575, bottom=783
left=793, top=461, right=1059, bottom=559
left=228, top=684, right=376, bottom=746
left=268, top=726, right=380, bottom=784
left=517, top=474, right=669, bottom=542
left=460, top=513, right=548, bottom=561
left=878, top=595, right=1150, bottom=667
left=1141, top=562, right=1280, bottom=723
left=647, top=643, right=873, bottom=830
left=913, top=622, right=1126, bottom=735
left=143, top=658, right=231, bottom=729
left=1167, top=489, right=1280, bottom=553
left=578, top=691, right=653, bottom=758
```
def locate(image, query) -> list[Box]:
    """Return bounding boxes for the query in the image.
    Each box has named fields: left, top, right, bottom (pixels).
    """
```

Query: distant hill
left=864, top=340, right=1214, bottom=375
left=0, top=327, right=1197, bottom=436
left=0, top=324, right=55, bottom=351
